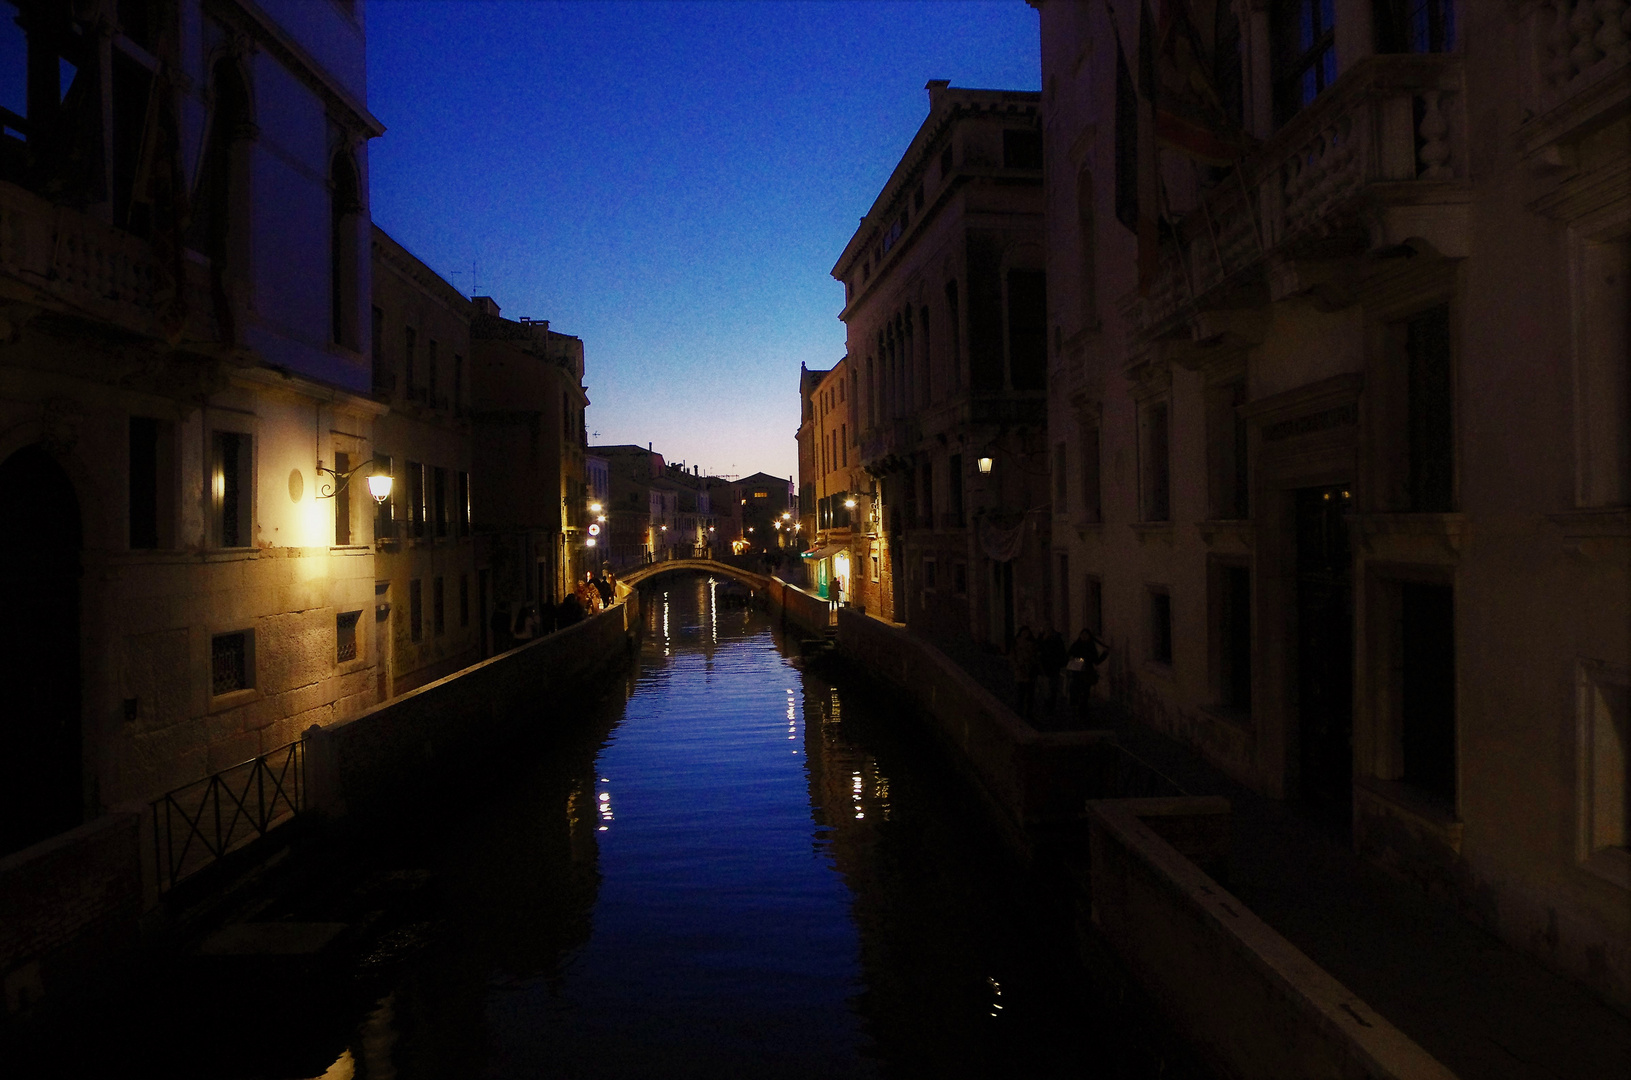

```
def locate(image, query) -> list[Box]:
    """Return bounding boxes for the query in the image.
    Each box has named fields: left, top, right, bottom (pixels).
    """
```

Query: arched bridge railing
left=619, top=558, right=772, bottom=591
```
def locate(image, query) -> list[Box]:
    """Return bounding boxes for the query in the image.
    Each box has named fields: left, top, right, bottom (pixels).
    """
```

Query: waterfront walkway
left=929, top=634, right=1631, bottom=1080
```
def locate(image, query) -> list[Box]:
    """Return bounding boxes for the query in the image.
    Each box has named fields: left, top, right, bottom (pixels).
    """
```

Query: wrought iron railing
left=149, top=738, right=305, bottom=893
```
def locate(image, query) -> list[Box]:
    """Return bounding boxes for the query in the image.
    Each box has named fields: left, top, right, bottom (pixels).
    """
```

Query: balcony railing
left=0, top=179, right=215, bottom=342
left=1120, top=53, right=1468, bottom=342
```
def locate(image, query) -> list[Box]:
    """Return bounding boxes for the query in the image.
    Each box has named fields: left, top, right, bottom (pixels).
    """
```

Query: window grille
left=212, top=632, right=250, bottom=695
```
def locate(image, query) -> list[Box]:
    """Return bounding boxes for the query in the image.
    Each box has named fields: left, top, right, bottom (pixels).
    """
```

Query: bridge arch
left=619, top=558, right=772, bottom=592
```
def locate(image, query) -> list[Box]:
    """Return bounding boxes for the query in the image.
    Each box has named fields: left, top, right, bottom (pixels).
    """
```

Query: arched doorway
left=0, top=445, right=84, bottom=855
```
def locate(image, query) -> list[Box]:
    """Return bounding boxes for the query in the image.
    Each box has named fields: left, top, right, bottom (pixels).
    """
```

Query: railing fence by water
left=149, top=738, right=305, bottom=894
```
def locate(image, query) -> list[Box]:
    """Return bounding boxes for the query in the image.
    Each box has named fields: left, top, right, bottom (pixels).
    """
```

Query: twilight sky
left=365, top=0, right=1039, bottom=481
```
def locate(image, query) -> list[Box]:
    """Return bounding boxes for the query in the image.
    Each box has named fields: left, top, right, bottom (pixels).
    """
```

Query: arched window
left=330, top=152, right=361, bottom=349
left=189, top=58, right=252, bottom=342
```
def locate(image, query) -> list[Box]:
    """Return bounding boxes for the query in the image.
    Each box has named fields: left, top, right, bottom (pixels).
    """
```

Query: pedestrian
left=556, top=591, right=584, bottom=628
left=1011, top=626, right=1040, bottom=720
left=1039, top=625, right=1067, bottom=713
left=1067, top=626, right=1111, bottom=722
left=593, top=570, right=614, bottom=607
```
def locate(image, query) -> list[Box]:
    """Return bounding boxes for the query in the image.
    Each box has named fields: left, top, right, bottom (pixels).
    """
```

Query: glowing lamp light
left=589, top=502, right=603, bottom=514
left=586, top=537, right=597, bottom=547
left=977, top=456, right=994, bottom=474
left=366, top=472, right=393, bottom=503
left=844, top=498, right=856, bottom=509
left=588, top=523, right=601, bottom=536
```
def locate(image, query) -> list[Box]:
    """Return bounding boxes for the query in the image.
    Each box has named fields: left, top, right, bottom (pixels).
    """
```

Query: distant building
left=595, top=444, right=664, bottom=566
left=469, top=300, right=590, bottom=618
left=1035, top=0, right=1628, bottom=1011
left=797, top=358, right=860, bottom=599
left=370, top=226, right=479, bottom=686
left=733, top=472, right=797, bottom=553
left=831, top=81, right=1048, bottom=641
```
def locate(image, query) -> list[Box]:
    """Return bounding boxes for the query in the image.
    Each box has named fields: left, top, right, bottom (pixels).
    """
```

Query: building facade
left=369, top=226, right=479, bottom=690
left=0, top=0, right=384, bottom=855
left=1035, top=0, right=1628, bottom=1010
left=832, top=81, right=1050, bottom=644
left=469, top=300, right=590, bottom=618
left=798, top=358, right=861, bottom=599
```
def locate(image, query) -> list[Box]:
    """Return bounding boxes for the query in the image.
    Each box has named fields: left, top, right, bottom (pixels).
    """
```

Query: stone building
left=1034, top=0, right=1627, bottom=1010
left=732, top=472, right=796, bottom=554
left=369, top=226, right=479, bottom=688
left=469, top=299, right=590, bottom=617
left=797, top=357, right=861, bottom=600
left=0, top=0, right=382, bottom=855
left=831, top=81, right=1050, bottom=644
left=594, top=443, right=663, bottom=566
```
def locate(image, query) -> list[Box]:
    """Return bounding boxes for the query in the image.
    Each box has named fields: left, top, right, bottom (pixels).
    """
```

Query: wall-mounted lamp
left=844, top=497, right=857, bottom=509
left=977, top=456, right=993, bottom=474
left=589, top=502, right=603, bottom=514
left=317, top=457, right=393, bottom=503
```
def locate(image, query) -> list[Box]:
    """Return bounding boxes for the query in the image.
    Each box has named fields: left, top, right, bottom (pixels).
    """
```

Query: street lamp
left=316, top=456, right=393, bottom=503
left=844, top=497, right=856, bottom=509
left=589, top=502, right=603, bottom=514
left=977, top=456, right=993, bottom=474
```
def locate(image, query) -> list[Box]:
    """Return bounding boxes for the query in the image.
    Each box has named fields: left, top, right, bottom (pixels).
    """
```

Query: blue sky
left=366, top=0, right=1039, bottom=480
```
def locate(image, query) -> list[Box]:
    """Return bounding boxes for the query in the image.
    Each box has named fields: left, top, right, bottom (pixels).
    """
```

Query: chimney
left=472, top=296, right=501, bottom=317
left=926, top=79, right=950, bottom=111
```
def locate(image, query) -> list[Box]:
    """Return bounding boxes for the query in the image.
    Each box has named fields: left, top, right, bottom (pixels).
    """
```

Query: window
left=336, top=610, right=360, bottom=663
left=1573, top=238, right=1630, bottom=507
left=333, top=450, right=352, bottom=545
left=1002, top=128, right=1043, bottom=169
left=410, top=579, right=423, bottom=642
left=921, top=461, right=934, bottom=525
left=1374, top=0, right=1455, bottom=54
left=1207, top=381, right=1250, bottom=519
left=945, top=281, right=961, bottom=391
left=1053, top=442, right=1068, bottom=511
left=1578, top=661, right=1629, bottom=873
left=871, top=545, right=880, bottom=582
left=1140, top=401, right=1172, bottom=522
left=330, top=154, right=361, bottom=348
left=952, top=561, right=967, bottom=597
left=1085, top=575, right=1103, bottom=635
left=457, top=471, right=471, bottom=536
left=923, top=557, right=937, bottom=593
left=841, top=424, right=847, bottom=467
left=1149, top=587, right=1173, bottom=666
left=949, top=454, right=965, bottom=527
left=129, top=416, right=174, bottom=549
left=404, top=327, right=416, bottom=390
left=1115, top=45, right=1139, bottom=230
left=1399, top=582, right=1455, bottom=806
left=1213, top=563, right=1252, bottom=711
left=1406, top=305, right=1454, bottom=512
left=211, top=430, right=252, bottom=548
left=1007, top=270, right=1047, bottom=392
left=371, top=307, right=389, bottom=393
left=428, top=339, right=439, bottom=403
left=433, top=466, right=448, bottom=538
left=211, top=630, right=253, bottom=695
left=375, top=453, right=395, bottom=541
left=407, top=461, right=426, bottom=538
left=1057, top=554, right=1071, bottom=632
left=1080, top=423, right=1102, bottom=523
left=453, top=354, right=464, bottom=414
left=460, top=573, right=470, bottom=628
left=1272, top=0, right=1337, bottom=126
left=1076, top=169, right=1097, bottom=324
left=433, top=576, right=445, bottom=636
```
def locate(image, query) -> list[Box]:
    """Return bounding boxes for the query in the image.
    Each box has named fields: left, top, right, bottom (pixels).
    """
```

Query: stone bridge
left=618, top=558, right=774, bottom=591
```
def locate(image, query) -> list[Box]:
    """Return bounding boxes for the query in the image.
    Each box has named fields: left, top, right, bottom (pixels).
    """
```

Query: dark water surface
left=10, top=574, right=1196, bottom=1079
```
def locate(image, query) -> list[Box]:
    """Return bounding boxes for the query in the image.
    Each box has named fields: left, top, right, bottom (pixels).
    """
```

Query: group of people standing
left=489, top=568, right=620, bottom=653
left=1008, top=624, right=1109, bottom=724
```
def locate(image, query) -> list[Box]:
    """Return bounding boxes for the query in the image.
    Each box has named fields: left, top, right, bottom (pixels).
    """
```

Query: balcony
left=1119, top=53, right=1469, bottom=344
left=0, top=179, right=215, bottom=342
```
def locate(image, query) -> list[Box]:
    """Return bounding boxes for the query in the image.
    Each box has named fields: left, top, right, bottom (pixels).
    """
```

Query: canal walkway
left=927, top=633, right=1631, bottom=1080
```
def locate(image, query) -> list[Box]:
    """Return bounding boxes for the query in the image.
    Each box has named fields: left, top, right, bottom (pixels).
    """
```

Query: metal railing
left=149, top=738, right=305, bottom=894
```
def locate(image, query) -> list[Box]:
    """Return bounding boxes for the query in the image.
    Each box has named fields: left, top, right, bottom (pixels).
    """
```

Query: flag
left=1152, top=0, right=1247, bottom=165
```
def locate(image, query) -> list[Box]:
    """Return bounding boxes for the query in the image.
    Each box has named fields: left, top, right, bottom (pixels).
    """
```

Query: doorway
left=0, top=445, right=83, bottom=855
left=833, top=551, right=851, bottom=605
left=1295, top=485, right=1353, bottom=831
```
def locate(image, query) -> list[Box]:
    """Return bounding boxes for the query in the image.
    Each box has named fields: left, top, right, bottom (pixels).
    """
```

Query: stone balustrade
left=1121, top=53, right=1467, bottom=343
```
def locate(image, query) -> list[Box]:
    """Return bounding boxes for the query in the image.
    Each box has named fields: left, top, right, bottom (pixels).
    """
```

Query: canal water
left=10, top=573, right=1201, bottom=1079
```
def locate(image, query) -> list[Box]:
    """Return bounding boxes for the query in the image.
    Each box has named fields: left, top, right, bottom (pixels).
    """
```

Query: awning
left=801, top=543, right=847, bottom=559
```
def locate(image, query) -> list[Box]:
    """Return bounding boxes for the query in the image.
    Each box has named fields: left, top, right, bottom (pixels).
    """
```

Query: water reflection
left=15, top=571, right=1194, bottom=1079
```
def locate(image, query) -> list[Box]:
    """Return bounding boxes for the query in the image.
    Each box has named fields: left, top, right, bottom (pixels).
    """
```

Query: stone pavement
left=928, top=634, right=1631, bottom=1080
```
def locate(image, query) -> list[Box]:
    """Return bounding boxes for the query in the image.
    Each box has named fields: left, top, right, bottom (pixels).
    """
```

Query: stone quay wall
left=1088, top=800, right=1458, bottom=1080
left=309, top=591, right=641, bottom=820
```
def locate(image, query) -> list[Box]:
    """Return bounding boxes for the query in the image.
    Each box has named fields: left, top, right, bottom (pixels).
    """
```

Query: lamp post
left=316, top=456, right=393, bottom=502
